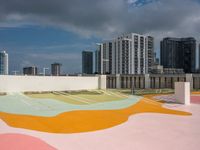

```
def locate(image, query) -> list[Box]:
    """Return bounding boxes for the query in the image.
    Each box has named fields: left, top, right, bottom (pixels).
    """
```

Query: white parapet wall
left=0, top=75, right=101, bottom=92
left=175, top=82, right=190, bottom=105
left=98, top=75, right=107, bottom=90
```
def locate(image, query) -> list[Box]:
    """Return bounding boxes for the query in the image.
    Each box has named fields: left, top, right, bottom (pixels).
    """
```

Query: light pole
left=43, top=68, right=49, bottom=76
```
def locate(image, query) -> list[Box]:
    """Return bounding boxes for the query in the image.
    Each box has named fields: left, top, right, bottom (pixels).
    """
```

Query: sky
left=0, top=0, right=200, bottom=74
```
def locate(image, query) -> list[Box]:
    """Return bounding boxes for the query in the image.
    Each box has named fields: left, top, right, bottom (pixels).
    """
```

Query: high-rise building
left=146, top=36, right=154, bottom=73
left=23, top=66, right=37, bottom=75
left=118, top=33, right=154, bottom=74
left=0, top=51, right=8, bottom=75
left=95, top=42, right=112, bottom=74
left=95, top=43, right=103, bottom=74
left=160, top=37, right=196, bottom=73
left=103, top=42, right=112, bottom=74
left=95, top=33, right=154, bottom=75
left=82, top=50, right=93, bottom=74
left=51, top=63, right=62, bottom=76
left=95, top=44, right=101, bottom=74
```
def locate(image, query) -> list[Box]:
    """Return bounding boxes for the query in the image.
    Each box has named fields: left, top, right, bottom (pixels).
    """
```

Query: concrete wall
left=0, top=75, right=100, bottom=92
left=175, top=82, right=190, bottom=105
left=98, top=75, right=107, bottom=90
left=107, top=74, right=200, bottom=89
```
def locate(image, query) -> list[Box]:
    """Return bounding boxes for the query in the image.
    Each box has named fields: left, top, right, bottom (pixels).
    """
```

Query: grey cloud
left=1, top=0, right=200, bottom=73
left=0, top=0, right=127, bottom=37
left=0, top=0, right=200, bottom=39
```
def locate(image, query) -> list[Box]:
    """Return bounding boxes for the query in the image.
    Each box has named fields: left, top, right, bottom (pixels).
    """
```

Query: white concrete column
left=175, top=82, right=190, bottom=105
left=145, top=74, right=150, bottom=89
left=186, top=74, right=193, bottom=90
left=98, top=75, right=107, bottom=90
left=116, top=74, right=121, bottom=89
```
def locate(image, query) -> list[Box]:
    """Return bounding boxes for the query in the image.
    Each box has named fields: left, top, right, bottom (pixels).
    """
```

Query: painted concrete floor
left=0, top=93, right=200, bottom=150
left=0, top=93, right=141, bottom=116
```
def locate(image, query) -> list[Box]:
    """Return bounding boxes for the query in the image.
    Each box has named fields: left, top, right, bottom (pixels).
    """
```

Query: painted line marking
left=53, top=92, right=91, bottom=104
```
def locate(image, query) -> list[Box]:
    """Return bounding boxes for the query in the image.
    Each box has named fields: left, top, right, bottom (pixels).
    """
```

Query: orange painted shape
left=192, top=91, right=200, bottom=95
left=0, top=98, right=191, bottom=133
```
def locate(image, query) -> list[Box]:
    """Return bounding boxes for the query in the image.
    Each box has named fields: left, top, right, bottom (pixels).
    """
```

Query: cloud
left=0, top=0, right=199, bottom=39
left=0, top=0, right=126, bottom=38
left=1, top=0, right=200, bottom=72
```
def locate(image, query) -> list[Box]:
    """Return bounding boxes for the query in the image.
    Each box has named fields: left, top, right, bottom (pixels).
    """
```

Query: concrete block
left=175, top=82, right=190, bottom=105
left=98, top=75, right=107, bottom=90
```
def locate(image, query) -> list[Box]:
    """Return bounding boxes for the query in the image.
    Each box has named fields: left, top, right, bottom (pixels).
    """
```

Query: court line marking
left=53, top=92, right=91, bottom=104
left=105, top=90, right=129, bottom=98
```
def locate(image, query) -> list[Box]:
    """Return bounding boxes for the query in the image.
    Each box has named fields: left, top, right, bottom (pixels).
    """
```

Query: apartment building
left=0, top=51, right=8, bottom=75
left=23, top=66, right=38, bottom=75
left=82, top=50, right=93, bottom=74
left=95, top=33, right=154, bottom=75
left=160, top=37, right=196, bottom=73
left=51, top=63, right=62, bottom=76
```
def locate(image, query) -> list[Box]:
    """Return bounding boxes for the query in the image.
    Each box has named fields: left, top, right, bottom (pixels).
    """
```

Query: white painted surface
left=0, top=75, right=99, bottom=92
left=175, top=82, right=190, bottom=105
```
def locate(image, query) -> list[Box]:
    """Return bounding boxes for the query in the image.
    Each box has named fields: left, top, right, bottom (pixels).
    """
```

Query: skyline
left=0, top=0, right=200, bottom=74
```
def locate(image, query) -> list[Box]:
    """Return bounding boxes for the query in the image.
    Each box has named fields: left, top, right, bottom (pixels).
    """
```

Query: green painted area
left=27, top=90, right=128, bottom=105
left=27, top=93, right=88, bottom=105
left=114, top=89, right=174, bottom=96
left=0, top=91, right=142, bottom=117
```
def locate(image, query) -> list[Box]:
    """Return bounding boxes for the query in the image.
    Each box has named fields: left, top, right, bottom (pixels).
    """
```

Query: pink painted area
left=155, top=95, right=200, bottom=105
left=191, top=96, right=200, bottom=104
left=0, top=133, right=55, bottom=150
left=0, top=104, right=200, bottom=150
